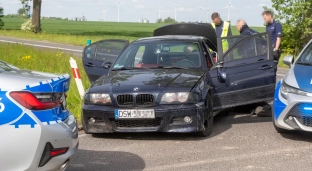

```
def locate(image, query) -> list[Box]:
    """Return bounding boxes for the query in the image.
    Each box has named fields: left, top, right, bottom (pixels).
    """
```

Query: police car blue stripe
left=273, top=81, right=287, bottom=119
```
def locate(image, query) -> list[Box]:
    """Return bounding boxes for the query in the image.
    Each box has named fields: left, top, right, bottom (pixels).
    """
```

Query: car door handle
left=85, top=63, right=95, bottom=67
left=259, top=65, right=273, bottom=70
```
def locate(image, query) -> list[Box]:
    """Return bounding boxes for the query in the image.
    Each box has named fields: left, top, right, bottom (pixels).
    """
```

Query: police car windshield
left=297, top=43, right=312, bottom=65
left=0, top=61, right=16, bottom=72
left=112, top=42, right=202, bottom=70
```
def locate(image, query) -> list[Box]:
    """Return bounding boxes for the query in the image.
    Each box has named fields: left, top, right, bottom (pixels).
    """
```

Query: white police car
left=273, top=40, right=312, bottom=133
left=0, top=61, right=78, bottom=171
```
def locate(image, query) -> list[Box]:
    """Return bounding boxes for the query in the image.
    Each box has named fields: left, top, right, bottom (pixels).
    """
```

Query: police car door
left=83, top=40, right=129, bottom=83
left=211, top=33, right=275, bottom=110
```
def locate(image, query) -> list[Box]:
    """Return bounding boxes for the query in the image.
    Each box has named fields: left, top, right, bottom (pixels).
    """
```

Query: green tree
left=164, top=17, right=176, bottom=23
left=18, top=8, right=26, bottom=15
left=0, top=7, right=4, bottom=29
left=271, top=0, right=312, bottom=55
left=21, top=0, right=42, bottom=33
left=156, top=18, right=163, bottom=23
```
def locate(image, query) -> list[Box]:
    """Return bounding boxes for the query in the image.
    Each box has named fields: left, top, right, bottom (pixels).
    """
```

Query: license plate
left=115, top=109, right=155, bottom=119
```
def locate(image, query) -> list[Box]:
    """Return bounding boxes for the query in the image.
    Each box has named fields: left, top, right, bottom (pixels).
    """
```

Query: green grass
left=0, top=43, right=90, bottom=122
left=0, top=18, right=265, bottom=46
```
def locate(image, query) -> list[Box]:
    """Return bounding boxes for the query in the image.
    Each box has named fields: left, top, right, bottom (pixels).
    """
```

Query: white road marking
left=0, top=39, right=83, bottom=53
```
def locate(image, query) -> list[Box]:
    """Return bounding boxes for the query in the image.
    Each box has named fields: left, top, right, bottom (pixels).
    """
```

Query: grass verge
left=0, top=43, right=90, bottom=122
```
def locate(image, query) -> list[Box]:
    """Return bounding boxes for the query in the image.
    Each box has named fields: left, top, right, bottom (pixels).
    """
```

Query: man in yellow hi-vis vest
left=211, top=12, right=232, bottom=52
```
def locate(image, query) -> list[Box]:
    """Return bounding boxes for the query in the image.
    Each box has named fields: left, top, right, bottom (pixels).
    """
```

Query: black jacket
left=240, top=24, right=258, bottom=36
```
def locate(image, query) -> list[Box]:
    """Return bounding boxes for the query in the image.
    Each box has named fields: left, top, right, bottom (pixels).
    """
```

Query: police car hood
left=0, top=69, right=70, bottom=93
left=284, top=64, right=312, bottom=93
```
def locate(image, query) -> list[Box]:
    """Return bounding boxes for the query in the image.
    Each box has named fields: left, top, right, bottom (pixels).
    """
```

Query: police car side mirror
left=283, top=56, right=294, bottom=68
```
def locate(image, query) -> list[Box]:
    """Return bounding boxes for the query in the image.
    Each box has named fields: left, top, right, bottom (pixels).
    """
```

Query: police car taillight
left=9, top=91, right=61, bottom=110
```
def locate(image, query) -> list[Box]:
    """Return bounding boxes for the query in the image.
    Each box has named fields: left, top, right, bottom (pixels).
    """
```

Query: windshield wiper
left=297, top=62, right=312, bottom=66
left=111, top=67, right=150, bottom=71
left=156, top=66, right=190, bottom=70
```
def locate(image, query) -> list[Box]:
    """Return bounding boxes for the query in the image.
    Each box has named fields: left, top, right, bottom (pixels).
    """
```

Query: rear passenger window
left=84, top=43, right=97, bottom=59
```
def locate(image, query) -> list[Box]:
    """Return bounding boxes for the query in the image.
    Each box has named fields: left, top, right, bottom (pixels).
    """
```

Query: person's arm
left=275, top=23, right=282, bottom=50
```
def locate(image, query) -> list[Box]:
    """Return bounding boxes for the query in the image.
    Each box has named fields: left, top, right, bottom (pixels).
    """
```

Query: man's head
left=236, top=19, right=246, bottom=31
left=262, top=10, right=274, bottom=24
left=184, top=45, right=194, bottom=55
left=211, top=12, right=222, bottom=25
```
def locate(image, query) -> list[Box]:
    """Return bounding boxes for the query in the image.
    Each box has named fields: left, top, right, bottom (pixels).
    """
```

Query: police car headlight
left=84, top=93, right=112, bottom=105
left=160, top=92, right=195, bottom=104
left=281, top=81, right=312, bottom=99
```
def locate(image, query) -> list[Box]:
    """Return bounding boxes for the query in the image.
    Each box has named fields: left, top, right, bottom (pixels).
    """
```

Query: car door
left=209, top=33, right=275, bottom=110
left=82, top=40, right=129, bottom=82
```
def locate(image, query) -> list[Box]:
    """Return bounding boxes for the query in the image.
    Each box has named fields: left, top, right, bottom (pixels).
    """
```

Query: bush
left=21, top=18, right=35, bottom=32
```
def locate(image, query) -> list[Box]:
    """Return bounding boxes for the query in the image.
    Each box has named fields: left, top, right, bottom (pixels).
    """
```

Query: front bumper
left=82, top=103, right=207, bottom=133
left=274, top=88, right=312, bottom=132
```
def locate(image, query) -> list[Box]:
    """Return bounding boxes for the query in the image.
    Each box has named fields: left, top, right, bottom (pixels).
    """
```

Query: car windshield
left=297, top=42, right=312, bottom=65
left=112, top=41, right=202, bottom=70
left=0, top=61, right=16, bottom=72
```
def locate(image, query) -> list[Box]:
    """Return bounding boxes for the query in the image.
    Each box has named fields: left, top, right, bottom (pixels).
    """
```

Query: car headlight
left=280, top=81, right=312, bottom=99
left=160, top=92, right=194, bottom=104
left=84, top=93, right=112, bottom=105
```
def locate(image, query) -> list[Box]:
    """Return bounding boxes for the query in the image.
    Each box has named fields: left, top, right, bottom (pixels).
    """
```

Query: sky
left=0, top=0, right=272, bottom=26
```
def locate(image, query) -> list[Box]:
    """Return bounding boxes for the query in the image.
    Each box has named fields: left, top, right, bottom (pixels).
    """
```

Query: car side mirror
left=283, top=56, right=294, bottom=67
left=217, top=67, right=227, bottom=83
left=102, top=62, right=112, bottom=69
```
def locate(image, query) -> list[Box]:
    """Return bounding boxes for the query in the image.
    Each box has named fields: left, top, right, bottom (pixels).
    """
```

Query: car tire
left=81, top=115, right=90, bottom=134
left=272, top=112, right=291, bottom=134
left=195, top=94, right=213, bottom=137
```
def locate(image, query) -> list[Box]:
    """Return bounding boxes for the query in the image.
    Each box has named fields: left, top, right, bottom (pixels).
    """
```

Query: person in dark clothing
left=236, top=19, right=258, bottom=35
left=262, top=10, right=282, bottom=74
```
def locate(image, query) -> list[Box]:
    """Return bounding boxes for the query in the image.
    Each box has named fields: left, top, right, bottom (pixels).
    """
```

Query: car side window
left=223, top=37, right=257, bottom=62
left=84, top=43, right=97, bottom=59
left=95, top=41, right=125, bottom=61
left=202, top=42, right=213, bottom=70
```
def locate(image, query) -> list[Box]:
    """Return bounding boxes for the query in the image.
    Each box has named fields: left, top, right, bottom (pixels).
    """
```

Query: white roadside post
left=69, top=57, right=85, bottom=99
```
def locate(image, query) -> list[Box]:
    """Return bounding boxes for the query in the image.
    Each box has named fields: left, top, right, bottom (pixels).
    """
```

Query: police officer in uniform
left=211, top=12, right=232, bottom=51
left=262, top=10, right=282, bottom=73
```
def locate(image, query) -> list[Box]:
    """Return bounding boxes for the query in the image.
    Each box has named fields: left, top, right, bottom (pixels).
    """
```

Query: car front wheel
left=195, top=94, right=213, bottom=137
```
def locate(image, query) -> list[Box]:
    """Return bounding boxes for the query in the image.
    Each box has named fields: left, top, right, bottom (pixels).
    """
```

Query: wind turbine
left=158, top=5, right=162, bottom=19
left=206, top=9, right=210, bottom=23
left=226, top=0, right=235, bottom=22
left=174, top=4, right=179, bottom=21
left=199, top=7, right=203, bottom=22
left=117, top=1, right=123, bottom=22
left=102, top=10, right=107, bottom=21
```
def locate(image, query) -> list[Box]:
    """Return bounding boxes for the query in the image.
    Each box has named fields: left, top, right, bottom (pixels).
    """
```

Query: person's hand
left=273, top=48, right=276, bottom=51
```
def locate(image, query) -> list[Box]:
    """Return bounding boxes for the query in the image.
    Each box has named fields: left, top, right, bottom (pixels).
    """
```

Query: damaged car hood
left=89, top=69, right=203, bottom=93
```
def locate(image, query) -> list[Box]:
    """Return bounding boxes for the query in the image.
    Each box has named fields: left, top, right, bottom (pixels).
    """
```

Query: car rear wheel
left=195, top=94, right=213, bottom=137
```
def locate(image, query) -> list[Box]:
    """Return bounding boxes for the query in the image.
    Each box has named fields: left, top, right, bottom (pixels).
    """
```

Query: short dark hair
left=211, top=12, right=220, bottom=20
left=262, top=10, right=274, bottom=17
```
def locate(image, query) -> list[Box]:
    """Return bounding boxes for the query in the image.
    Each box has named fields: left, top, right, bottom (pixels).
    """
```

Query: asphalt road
left=2, top=36, right=308, bottom=171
